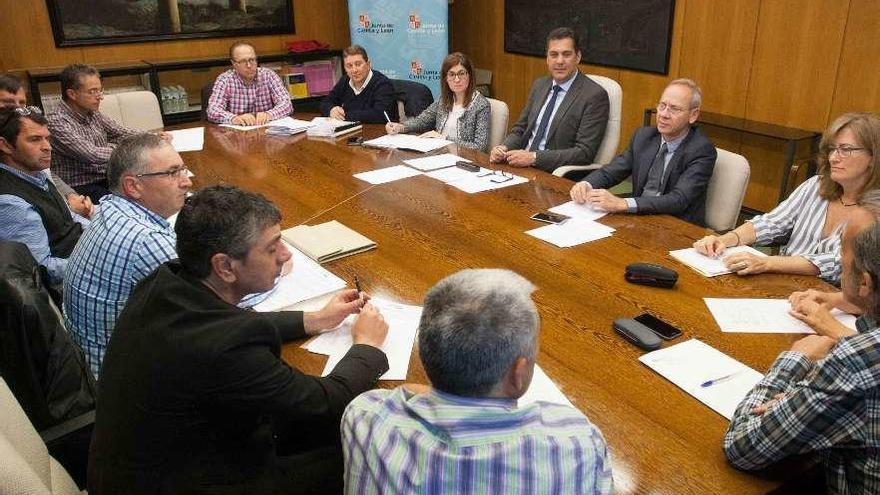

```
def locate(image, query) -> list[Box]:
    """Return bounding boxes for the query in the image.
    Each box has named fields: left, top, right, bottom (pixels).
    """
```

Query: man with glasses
left=490, top=27, right=609, bottom=172
left=320, top=44, right=397, bottom=124
left=48, top=64, right=141, bottom=204
left=206, top=41, right=292, bottom=125
left=0, top=106, right=87, bottom=284
left=63, top=133, right=191, bottom=378
left=0, top=73, right=94, bottom=219
left=570, top=79, right=717, bottom=226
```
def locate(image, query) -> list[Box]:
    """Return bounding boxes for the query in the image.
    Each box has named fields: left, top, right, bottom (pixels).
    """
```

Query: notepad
left=639, top=339, right=764, bottom=420
left=282, top=221, right=377, bottom=263
left=306, top=117, right=362, bottom=137
left=704, top=298, right=859, bottom=334
left=669, top=246, right=767, bottom=277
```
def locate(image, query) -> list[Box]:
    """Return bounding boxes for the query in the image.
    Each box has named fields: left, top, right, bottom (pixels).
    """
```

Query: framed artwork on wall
left=504, top=0, right=675, bottom=74
left=45, top=0, right=295, bottom=47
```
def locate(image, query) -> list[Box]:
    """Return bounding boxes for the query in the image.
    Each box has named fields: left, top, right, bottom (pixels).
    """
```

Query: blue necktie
left=529, top=85, right=562, bottom=151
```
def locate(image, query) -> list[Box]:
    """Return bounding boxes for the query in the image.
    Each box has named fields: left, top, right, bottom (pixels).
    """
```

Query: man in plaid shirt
left=206, top=42, right=292, bottom=125
left=724, top=205, right=880, bottom=494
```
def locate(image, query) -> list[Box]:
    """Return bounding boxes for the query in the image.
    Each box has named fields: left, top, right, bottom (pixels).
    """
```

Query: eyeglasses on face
left=656, top=101, right=688, bottom=116
left=233, top=58, right=257, bottom=66
left=447, top=70, right=469, bottom=80
left=135, top=165, right=190, bottom=180
left=78, top=87, right=104, bottom=96
left=826, top=145, right=869, bottom=158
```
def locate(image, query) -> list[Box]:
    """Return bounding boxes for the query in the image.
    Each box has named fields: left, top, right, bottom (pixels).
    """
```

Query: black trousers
left=72, top=179, right=111, bottom=204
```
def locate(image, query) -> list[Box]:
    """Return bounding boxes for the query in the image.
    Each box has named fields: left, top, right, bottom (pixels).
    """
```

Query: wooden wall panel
left=745, top=0, right=849, bottom=131
left=829, top=0, right=880, bottom=118
left=678, top=0, right=760, bottom=119
left=0, top=0, right=351, bottom=71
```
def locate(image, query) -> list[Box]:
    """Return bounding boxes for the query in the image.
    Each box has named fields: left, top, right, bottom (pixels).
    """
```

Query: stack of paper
left=424, top=166, right=529, bottom=193
left=219, top=122, right=271, bottom=131
left=303, top=298, right=422, bottom=380
left=403, top=153, right=467, bottom=171
left=307, top=117, right=362, bottom=137
left=703, top=298, right=858, bottom=333
left=669, top=246, right=767, bottom=277
left=168, top=127, right=205, bottom=152
left=639, top=339, right=764, bottom=420
left=518, top=365, right=575, bottom=408
left=266, top=116, right=315, bottom=135
left=282, top=221, right=377, bottom=263
left=525, top=218, right=615, bottom=248
left=354, top=165, right=423, bottom=185
left=363, top=134, right=453, bottom=153
left=548, top=201, right=607, bottom=222
left=249, top=244, right=348, bottom=312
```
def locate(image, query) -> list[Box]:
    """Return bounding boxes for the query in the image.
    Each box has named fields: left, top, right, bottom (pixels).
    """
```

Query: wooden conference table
left=179, top=120, right=828, bottom=494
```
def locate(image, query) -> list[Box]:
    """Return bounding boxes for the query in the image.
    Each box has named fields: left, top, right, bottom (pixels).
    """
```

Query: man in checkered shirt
left=206, top=41, right=293, bottom=125
left=724, top=202, right=880, bottom=494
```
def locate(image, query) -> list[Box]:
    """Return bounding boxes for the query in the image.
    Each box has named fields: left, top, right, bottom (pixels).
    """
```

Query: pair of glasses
left=656, top=102, right=687, bottom=116
left=826, top=145, right=868, bottom=158
left=135, top=165, right=190, bottom=179
left=233, top=58, right=257, bottom=66
left=0, top=105, right=43, bottom=132
left=478, top=169, right=515, bottom=183
left=447, top=70, right=469, bottom=80
left=80, top=87, right=104, bottom=96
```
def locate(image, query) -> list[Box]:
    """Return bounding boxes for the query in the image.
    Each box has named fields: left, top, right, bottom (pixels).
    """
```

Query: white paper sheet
left=272, top=116, right=316, bottom=131
left=518, top=365, right=574, bottom=408
left=168, top=127, right=204, bottom=152
left=703, top=298, right=859, bottom=334
left=525, top=218, right=615, bottom=248
left=363, top=134, right=453, bottom=153
left=548, top=201, right=607, bottom=222
left=304, top=298, right=422, bottom=380
left=403, top=153, right=468, bottom=171
left=450, top=172, right=529, bottom=193
left=639, top=339, right=764, bottom=420
left=669, top=246, right=767, bottom=277
left=247, top=243, right=348, bottom=312
left=354, top=165, right=423, bottom=185
left=425, top=166, right=490, bottom=183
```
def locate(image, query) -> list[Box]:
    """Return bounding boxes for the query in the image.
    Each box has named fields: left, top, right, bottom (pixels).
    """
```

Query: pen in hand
left=354, top=275, right=364, bottom=305
left=383, top=111, right=391, bottom=124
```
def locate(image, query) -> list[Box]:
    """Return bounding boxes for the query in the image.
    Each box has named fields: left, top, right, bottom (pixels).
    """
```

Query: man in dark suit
left=570, top=79, right=717, bottom=226
left=490, top=27, right=609, bottom=173
left=89, top=185, right=390, bottom=494
left=319, top=44, right=398, bottom=124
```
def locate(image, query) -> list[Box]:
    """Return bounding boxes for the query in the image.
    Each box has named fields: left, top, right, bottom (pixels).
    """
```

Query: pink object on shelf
left=302, top=61, right=334, bottom=96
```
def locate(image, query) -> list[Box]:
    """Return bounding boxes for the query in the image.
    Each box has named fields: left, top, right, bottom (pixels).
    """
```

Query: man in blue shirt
left=0, top=107, right=87, bottom=284
left=64, top=133, right=192, bottom=378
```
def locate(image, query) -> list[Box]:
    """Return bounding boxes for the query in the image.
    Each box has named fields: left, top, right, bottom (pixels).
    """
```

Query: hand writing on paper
left=385, top=122, right=404, bottom=134
left=304, top=289, right=368, bottom=335
left=351, top=302, right=388, bottom=348
left=329, top=106, right=346, bottom=120
left=750, top=393, right=785, bottom=415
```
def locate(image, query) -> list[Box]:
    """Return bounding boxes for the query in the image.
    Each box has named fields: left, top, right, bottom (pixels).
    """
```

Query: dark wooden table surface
left=178, top=119, right=828, bottom=494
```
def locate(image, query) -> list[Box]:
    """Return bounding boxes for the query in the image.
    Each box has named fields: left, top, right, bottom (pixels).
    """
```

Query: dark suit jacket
left=319, top=70, right=398, bottom=123
left=503, top=72, right=609, bottom=172
left=585, top=125, right=717, bottom=226
left=89, top=261, right=389, bottom=495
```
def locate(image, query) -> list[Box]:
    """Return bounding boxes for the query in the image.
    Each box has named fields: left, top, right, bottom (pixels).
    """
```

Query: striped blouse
left=748, top=176, right=842, bottom=284
left=342, top=387, right=613, bottom=495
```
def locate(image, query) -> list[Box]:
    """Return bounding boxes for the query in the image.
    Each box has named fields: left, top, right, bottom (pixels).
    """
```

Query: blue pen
left=700, top=371, right=741, bottom=388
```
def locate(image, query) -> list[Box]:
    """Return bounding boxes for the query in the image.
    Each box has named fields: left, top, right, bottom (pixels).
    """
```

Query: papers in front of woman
left=639, top=339, right=764, bottom=420
left=704, top=298, right=858, bottom=334
left=363, top=134, right=453, bottom=153
left=303, top=298, right=423, bottom=380
left=669, top=245, right=767, bottom=277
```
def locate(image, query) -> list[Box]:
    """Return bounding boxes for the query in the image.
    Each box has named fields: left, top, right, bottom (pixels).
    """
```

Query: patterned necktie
left=529, top=85, right=562, bottom=151
left=643, top=142, right=669, bottom=196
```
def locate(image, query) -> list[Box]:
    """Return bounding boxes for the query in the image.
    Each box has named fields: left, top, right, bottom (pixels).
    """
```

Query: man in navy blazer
left=320, top=44, right=398, bottom=124
left=490, top=27, right=609, bottom=173
left=570, top=79, right=717, bottom=226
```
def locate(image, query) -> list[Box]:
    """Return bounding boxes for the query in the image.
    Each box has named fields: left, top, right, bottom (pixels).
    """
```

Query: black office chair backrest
left=0, top=241, right=96, bottom=431
left=390, top=79, right=434, bottom=119
left=200, top=80, right=215, bottom=121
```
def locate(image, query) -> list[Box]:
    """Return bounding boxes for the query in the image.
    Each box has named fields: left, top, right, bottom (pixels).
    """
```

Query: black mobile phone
left=347, top=136, right=363, bottom=145
left=634, top=313, right=682, bottom=340
left=530, top=212, right=570, bottom=224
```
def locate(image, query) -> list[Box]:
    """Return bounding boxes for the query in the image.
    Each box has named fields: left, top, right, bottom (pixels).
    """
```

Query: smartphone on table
left=530, top=212, right=570, bottom=224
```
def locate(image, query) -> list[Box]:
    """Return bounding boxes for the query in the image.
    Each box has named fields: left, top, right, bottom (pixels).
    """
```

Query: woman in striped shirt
left=694, top=112, right=880, bottom=285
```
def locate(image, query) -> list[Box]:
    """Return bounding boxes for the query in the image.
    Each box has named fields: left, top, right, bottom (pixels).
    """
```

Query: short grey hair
left=418, top=269, right=539, bottom=397
left=853, top=223, right=880, bottom=321
left=107, top=133, right=171, bottom=192
left=668, top=78, right=702, bottom=109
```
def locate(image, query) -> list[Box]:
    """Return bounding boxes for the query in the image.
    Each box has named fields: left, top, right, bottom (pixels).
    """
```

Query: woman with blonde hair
left=694, top=112, right=880, bottom=284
